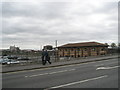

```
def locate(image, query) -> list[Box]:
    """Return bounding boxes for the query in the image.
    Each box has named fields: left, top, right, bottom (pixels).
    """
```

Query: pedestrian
left=45, top=50, right=51, bottom=64
left=41, top=49, right=51, bottom=65
left=41, top=49, right=45, bottom=65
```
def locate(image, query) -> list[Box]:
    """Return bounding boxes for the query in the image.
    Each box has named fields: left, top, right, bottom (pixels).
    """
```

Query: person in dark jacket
left=41, top=49, right=51, bottom=65
left=41, top=49, right=45, bottom=65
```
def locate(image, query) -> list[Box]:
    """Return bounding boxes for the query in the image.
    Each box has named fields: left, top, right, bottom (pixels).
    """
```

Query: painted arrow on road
left=96, top=66, right=120, bottom=70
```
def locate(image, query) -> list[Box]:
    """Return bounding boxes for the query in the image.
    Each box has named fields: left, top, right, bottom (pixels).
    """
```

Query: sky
left=1, top=0, right=119, bottom=50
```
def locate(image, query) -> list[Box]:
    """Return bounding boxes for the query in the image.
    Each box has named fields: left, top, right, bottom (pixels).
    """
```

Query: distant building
left=43, top=45, right=53, bottom=50
left=9, top=45, right=20, bottom=52
left=58, top=42, right=108, bottom=57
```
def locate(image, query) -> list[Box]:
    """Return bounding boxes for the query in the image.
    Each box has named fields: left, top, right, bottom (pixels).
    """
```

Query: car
left=7, top=56, right=18, bottom=59
left=0, top=59, right=9, bottom=65
left=17, top=57, right=30, bottom=60
left=0, top=59, right=20, bottom=65
left=6, top=59, right=20, bottom=65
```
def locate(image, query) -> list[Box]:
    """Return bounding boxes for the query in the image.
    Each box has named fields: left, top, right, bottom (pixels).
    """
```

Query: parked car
left=0, top=59, right=9, bottom=65
left=7, top=56, right=18, bottom=59
left=1, top=56, right=8, bottom=59
left=7, top=59, right=20, bottom=65
left=17, top=57, right=30, bottom=60
left=0, top=58, right=20, bottom=65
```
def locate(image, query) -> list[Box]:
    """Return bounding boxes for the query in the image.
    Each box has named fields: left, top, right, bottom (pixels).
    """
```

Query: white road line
left=46, top=75, right=108, bottom=89
left=4, top=58, right=117, bottom=75
left=95, top=64, right=104, bottom=66
left=3, top=62, right=93, bottom=75
left=96, top=66, right=120, bottom=70
left=49, top=70, right=68, bottom=74
left=68, top=69, right=76, bottom=71
left=25, top=73, right=49, bottom=77
left=95, top=59, right=118, bottom=67
left=25, top=69, right=76, bottom=78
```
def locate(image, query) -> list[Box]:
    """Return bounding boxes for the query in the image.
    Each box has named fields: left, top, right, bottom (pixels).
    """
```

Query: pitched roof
left=58, top=42, right=108, bottom=48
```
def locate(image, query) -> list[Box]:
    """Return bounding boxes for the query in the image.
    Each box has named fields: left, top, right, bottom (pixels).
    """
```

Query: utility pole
left=55, top=40, right=58, bottom=62
left=55, top=40, right=57, bottom=48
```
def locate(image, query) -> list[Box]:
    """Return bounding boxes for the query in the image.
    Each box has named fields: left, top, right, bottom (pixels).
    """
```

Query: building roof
left=58, top=42, right=108, bottom=48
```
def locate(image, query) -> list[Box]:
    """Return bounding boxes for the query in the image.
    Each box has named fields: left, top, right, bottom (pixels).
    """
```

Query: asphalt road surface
left=2, top=58, right=119, bottom=89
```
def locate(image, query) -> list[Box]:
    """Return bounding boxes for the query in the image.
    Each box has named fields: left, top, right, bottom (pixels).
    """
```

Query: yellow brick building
left=58, top=42, right=108, bottom=57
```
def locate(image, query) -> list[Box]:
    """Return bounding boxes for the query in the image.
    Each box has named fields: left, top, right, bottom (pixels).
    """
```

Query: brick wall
left=58, top=46, right=108, bottom=57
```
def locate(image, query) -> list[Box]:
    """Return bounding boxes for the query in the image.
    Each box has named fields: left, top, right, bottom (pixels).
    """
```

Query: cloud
left=2, top=0, right=118, bottom=49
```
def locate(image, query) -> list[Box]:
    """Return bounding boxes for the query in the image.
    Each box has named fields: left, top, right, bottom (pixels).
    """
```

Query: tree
left=110, top=43, right=117, bottom=49
left=118, top=43, right=120, bottom=47
left=118, top=43, right=120, bottom=53
left=104, top=43, right=109, bottom=46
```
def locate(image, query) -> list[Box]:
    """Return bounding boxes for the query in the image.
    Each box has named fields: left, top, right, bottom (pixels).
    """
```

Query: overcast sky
left=1, top=0, right=118, bottom=50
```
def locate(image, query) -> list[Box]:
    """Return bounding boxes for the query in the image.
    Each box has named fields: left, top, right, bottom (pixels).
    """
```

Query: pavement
left=1, top=54, right=119, bottom=73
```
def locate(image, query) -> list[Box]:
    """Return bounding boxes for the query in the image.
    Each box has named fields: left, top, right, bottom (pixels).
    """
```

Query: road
left=2, top=58, right=119, bottom=89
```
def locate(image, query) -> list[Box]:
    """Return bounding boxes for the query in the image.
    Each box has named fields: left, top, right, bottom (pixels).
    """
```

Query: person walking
left=41, top=49, right=46, bottom=65
left=45, top=50, right=51, bottom=64
left=41, top=49, right=51, bottom=65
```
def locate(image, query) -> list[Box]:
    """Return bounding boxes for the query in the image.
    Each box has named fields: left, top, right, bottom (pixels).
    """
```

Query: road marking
left=96, top=66, right=120, bottom=70
left=4, top=60, right=95, bottom=75
left=3, top=62, right=94, bottom=75
left=3, top=58, right=117, bottom=74
left=95, top=64, right=104, bottom=66
left=46, top=75, right=108, bottom=89
left=49, top=70, right=68, bottom=74
left=25, top=73, right=49, bottom=77
left=25, top=69, right=76, bottom=78
left=68, top=69, right=76, bottom=71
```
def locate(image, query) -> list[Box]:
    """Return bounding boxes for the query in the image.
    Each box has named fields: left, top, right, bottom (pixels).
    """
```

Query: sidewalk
left=2, top=55, right=119, bottom=73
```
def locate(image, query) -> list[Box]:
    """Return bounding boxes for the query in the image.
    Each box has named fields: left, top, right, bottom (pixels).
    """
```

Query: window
left=77, top=48, right=80, bottom=51
left=91, top=48, right=96, bottom=51
left=101, top=48, right=105, bottom=51
left=64, top=49, right=67, bottom=51
left=71, top=48, right=74, bottom=51
left=84, top=48, right=87, bottom=51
